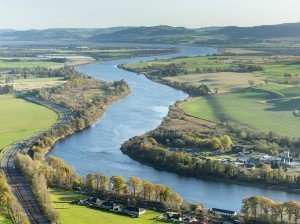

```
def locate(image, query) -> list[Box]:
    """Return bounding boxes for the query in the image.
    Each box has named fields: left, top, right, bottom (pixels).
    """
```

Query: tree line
left=0, top=171, right=29, bottom=224
left=225, top=121, right=300, bottom=157
left=15, top=153, right=183, bottom=221
left=242, top=196, right=300, bottom=224
left=121, top=134, right=300, bottom=189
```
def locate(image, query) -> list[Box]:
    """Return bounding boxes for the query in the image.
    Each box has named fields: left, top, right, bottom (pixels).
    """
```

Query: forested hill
left=90, top=22, right=300, bottom=45
left=209, top=22, right=300, bottom=38
left=1, top=22, right=300, bottom=43
left=90, top=25, right=199, bottom=44
left=0, top=27, right=130, bottom=41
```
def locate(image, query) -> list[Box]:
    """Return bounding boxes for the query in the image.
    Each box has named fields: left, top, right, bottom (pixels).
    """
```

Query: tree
left=127, top=176, right=142, bottom=197
left=160, top=187, right=172, bottom=204
left=248, top=80, right=255, bottom=87
left=154, top=184, right=165, bottom=202
left=263, top=79, right=269, bottom=85
left=85, top=173, right=95, bottom=191
left=260, top=197, right=274, bottom=219
left=142, top=181, right=154, bottom=201
left=95, top=173, right=109, bottom=191
left=110, top=176, right=125, bottom=195
left=272, top=202, right=285, bottom=223
left=171, top=192, right=183, bottom=208
left=77, top=118, right=85, bottom=130
left=284, top=201, right=294, bottom=223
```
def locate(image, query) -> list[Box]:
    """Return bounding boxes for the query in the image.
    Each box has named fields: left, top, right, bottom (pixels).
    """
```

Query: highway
left=0, top=95, right=72, bottom=224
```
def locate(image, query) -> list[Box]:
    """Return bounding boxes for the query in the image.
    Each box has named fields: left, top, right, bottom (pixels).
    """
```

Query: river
left=49, top=45, right=300, bottom=211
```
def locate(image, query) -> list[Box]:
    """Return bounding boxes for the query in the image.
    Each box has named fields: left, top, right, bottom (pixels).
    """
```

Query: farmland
left=50, top=188, right=165, bottom=224
left=0, top=94, right=58, bottom=150
left=123, top=54, right=300, bottom=138
left=181, top=87, right=300, bottom=138
left=0, top=77, right=66, bottom=91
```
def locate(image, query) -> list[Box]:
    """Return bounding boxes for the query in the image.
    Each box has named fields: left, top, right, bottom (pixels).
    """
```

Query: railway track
left=3, top=145, right=48, bottom=224
left=0, top=96, right=72, bottom=224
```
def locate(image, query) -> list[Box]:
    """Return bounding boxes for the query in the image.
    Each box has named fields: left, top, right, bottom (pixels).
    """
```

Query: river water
left=49, top=45, right=300, bottom=211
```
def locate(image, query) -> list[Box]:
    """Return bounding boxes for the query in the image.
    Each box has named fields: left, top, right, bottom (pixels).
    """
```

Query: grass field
left=181, top=86, right=300, bottom=138
left=50, top=188, right=165, bottom=224
left=0, top=215, right=12, bottom=224
left=126, top=55, right=300, bottom=79
left=0, top=61, right=59, bottom=68
left=0, top=94, right=58, bottom=150
left=0, top=77, right=67, bottom=91
left=165, top=72, right=264, bottom=93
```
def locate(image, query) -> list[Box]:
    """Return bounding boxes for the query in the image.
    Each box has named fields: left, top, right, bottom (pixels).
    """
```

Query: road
left=0, top=95, right=72, bottom=224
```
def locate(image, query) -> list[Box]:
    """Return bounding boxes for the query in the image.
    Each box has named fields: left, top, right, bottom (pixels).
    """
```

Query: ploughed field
left=0, top=94, right=58, bottom=150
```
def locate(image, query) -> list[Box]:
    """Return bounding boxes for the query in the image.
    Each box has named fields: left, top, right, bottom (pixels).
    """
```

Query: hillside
left=90, top=25, right=200, bottom=44
left=0, top=27, right=131, bottom=41
left=210, top=22, right=300, bottom=38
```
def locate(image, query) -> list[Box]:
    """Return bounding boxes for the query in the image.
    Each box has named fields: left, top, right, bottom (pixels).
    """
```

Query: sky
left=1, top=0, right=299, bottom=30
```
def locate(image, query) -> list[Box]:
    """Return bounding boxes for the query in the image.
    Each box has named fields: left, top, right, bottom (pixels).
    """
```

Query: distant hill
left=90, top=25, right=199, bottom=44
left=1, top=22, right=300, bottom=44
left=208, top=22, right=300, bottom=39
left=90, top=23, right=300, bottom=45
left=0, top=27, right=131, bottom=41
left=0, top=29, right=15, bottom=35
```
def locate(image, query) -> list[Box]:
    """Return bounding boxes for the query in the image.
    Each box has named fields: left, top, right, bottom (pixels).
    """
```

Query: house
left=122, top=206, right=146, bottom=217
left=231, top=146, right=245, bottom=154
left=211, top=208, right=237, bottom=217
left=72, top=186, right=82, bottom=191
left=100, top=201, right=116, bottom=210
left=165, top=212, right=182, bottom=222
left=88, top=197, right=102, bottom=206
left=72, top=200, right=85, bottom=205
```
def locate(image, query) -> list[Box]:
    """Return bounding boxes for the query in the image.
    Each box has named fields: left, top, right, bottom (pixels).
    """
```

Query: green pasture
left=0, top=94, right=58, bottom=150
left=0, top=61, right=59, bottom=69
left=181, top=87, right=300, bottom=138
left=126, top=55, right=300, bottom=78
left=50, top=188, right=165, bottom=224
left=0, top=215, right=12, bottom=224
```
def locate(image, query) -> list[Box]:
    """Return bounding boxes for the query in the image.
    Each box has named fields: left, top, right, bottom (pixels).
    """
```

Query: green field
left=0, top=94, right=58, bottom=150
left=126, top=55, right=300, bottom=79
left=181, top=86, right=300, bottom=138
left=0, top=61, right=59, bottom=68
left=0, top=215, right=12, bottom=224
left=50, top=188, right=165, bottom=224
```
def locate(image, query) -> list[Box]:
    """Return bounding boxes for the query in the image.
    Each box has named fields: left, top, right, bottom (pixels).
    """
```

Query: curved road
left=0, top=96, right=71, bottom=224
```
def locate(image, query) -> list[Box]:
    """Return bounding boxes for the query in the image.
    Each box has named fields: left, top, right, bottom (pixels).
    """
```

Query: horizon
left=2, top=21, right=300, bottom=31
left=1, top=0, right=300, bottom=30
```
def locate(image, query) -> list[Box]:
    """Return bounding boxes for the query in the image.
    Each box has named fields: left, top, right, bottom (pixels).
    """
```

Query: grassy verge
left=50, top=188, right=165, bottom=224
left=0, top=94, right=58, bottom=150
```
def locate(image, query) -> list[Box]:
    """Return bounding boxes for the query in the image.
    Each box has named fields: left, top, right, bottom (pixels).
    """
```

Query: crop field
left=0, top=94, right=58, bottom=150
left=165, top=72, right=264, bottom=93
left=181, top=86, right=300, bottom=138
left=50, top=188, right=165, bottom=224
